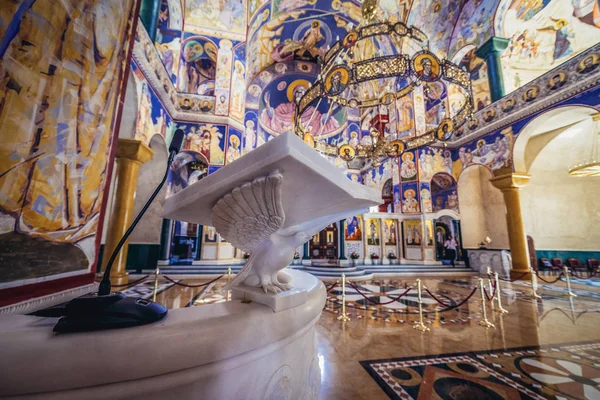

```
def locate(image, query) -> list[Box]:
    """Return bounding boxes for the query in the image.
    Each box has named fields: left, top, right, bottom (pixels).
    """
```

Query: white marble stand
left=467, top=248, right=511, bottom=278
left=0, top=270, right=324, bottom=400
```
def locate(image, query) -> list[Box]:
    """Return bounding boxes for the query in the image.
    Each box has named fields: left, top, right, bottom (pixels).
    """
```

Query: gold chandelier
left=294, top=0, right=473, bottom=166
left=568, top=114, right=600, bottom=177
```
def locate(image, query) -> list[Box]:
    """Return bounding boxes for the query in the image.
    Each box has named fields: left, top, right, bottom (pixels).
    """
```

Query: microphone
left=35, top=130, right=185, bottom=333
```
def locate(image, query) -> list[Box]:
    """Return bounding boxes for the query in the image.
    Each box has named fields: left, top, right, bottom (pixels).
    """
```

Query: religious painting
left=436, top=119, right=453, bottom=141
left=388, top=140, right=405, bottom=157
left=270, top=17, right=333, bottom=64
left=0, top=0, right=137, bottom=284
left=393, top=184, right=402, bottom=213
left=199, top=99, right=213, bottom=112
left=482, top=108, right=496, bottom=122
left=158, top=0, right=183, bottom=31
left=404, top=220, right=422, bottom=247
left=155, top=33, right=181, bottom=83
left=431, top=173, right=459, bottom=213
left=407, top=0, right=463, bottom=58
left=177, top=36, right=217, bottom=95
left=182, top=124, right=211, bottom=160
left=522, top=85, right=539, bottom=102
left=383, top=219, right=398, bottom=246
left=230, top=47, right=246, bottom=122
left=468, top=117, right=479, bottom=130
left=324, top=66, right=350, bottom=96
left=342, top=30, right=359, bottom=48
left=547, top=71, right=567, bottom=90
left=204, top=226, right=218, bottom=242
left=259, top=73, right=345, bottom=138
left=304, top=133, right=316, bottom=148
left=226, top=128, right=242, bottom=164
left=424, top=81, right=448, bottom=129
left=448, top=0, right=499, bottom=59
left=345, top=216, right=363, bottom=241
left=424, top=220, right=434, bottom=247
left=418, top=147, right=453, bottom=181
left=132, top=64, right=170, bottom=145
left=413, top=51, right=441, bottom=81
left=400, top=151, right=418, bottom=182
left=326, top=231, right=334, bottom=244
left=420, top=183, right=432, bottom=213
left=457, top=49, right=491, bottom=111
left=577, top=53, right=599, bottom=74
left=453, top=127, right=515, bottom=178
left=501, top=97, right=516, bottom=113
left=185, top=0, right=246, bottom=38
left=401, top=183, right=420, bottom=214
left=395, top=93, right=416, bottom=138
left=499, top=0, right=600, bottom=93
left=347, top=173, right=362, bottom=183
left=366, top=219, right=380, bottom=246
left=339, top=144, right=356, bottom=162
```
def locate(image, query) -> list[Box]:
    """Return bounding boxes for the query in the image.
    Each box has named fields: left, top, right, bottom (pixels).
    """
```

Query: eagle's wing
left=212, top=171, right=285, bottom=253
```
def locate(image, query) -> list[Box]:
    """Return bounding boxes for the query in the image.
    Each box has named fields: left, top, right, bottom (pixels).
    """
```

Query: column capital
left=116, top=139, right=154, bottom=164
left=490, top=173, right=531, bottom=190
left=475, top=36, right=510, bottom=59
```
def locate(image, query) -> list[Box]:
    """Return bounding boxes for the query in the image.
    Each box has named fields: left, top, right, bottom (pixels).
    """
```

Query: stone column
left=490, top=173, right=531, bottom=280
left=158, top=218, right=172, bottom=265
left=338, top=220, right=346, bottom=260
left=101, top=139, right=154, bottom=285
left=140, top=0, right=160, bottom=42
left=475, top=36, right=510, bottom=102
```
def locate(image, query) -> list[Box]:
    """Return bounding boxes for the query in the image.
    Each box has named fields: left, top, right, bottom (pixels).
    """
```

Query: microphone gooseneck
left=98, top=129, right=185, bottom=296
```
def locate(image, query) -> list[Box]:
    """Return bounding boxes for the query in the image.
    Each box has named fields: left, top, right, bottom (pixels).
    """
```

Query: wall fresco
left=0, top=0, right=136, bottom=283
left=185, top=0, right=246, bottom=39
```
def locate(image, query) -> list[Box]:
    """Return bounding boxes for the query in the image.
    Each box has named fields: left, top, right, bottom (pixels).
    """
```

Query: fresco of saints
left=244, top=120, right=256, bottom=153
left=402, top=189, right=419, bottom=213
left=537, top=18, right=574, bottom=61
left=401, top=152, right=417, bottom=180
left=368, top=220, right=379, bottom=245
left=447, top=190, right=459, bottom=211
left=421, top=188, right=432, bottom=213
left=345, top=216, right=362, bottom=241
left=271, top=20, right=325, bottom=62
left=226, top=134, right=241, bottom=164
left=260, top=80, right=339, bottom=136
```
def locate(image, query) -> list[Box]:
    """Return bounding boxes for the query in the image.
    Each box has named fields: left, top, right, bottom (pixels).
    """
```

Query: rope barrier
left=111, top=275, right=149, bottom=288
left=495, top=272, right=528, bottom=282
left=535, top=271, right=564, bottom=284
left=425, top=287, right=479, bottom=312
left=347, top=282, right=413, bottom=305
left=325, top=282, right=338, bottom=292
left=483, top=281, right=498, bottom=302
left=569, top=269, right=598, bottom=279
left=163, top=274, right=224, bottom=288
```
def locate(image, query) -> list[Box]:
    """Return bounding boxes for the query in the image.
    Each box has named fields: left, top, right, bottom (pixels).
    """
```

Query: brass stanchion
left=563, top=266, right=577, bottom=297
left=494, top=272, right=508, bottom=314
left=413, top=279, right=429, bottom=332
left=477, top=278, right=495, bottom=328
left=530, top=268, right=542, bottom=299
left=226, top=267, right=232, bottom=301
left=337, top=273, right=350, bottom=322
left=152, top=267, right=160, bottom=302
left=486, top=267, right=495, bottom=310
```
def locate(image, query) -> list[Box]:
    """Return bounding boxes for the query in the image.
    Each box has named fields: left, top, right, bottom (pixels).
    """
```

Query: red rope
left=111, top=275, right=149, bottom=288
left=424, top=288, right=452, bottom=307
left=347, top=282, right=412, bottom=305
left=535, top=271, right=564, bottom=284
left=326, top=282, right=338, bottom=292
left=569, top=269, right=598, bottom=279
left=425, top=287, right=478, bottom=312
left=482, top=279, right=498, bottom=301
left=494, top=272, right=528, bottom=282
left=163, top=275, right=224, bottom=288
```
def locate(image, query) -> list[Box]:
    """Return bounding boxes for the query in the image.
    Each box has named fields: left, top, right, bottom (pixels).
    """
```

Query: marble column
left=338, top=220, right=347, bottom=260
left=158, top=218, right=172, bottom=264
left=140, top=0, right=160, bottom=42
left=101, top=139, right=154, bottom=285
left=490, top=173, right=531, bottom=280
left=303, top=241, right=310, bottom=260
left=475, top=36, right=510, bottom=102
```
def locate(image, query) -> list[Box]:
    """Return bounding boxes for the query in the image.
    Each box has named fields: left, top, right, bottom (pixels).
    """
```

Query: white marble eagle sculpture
left=215, top=171, right=311, bottom=294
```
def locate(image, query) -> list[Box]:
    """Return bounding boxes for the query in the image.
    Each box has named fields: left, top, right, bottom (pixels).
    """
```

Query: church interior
left=1, top=0, right=600, bottom=398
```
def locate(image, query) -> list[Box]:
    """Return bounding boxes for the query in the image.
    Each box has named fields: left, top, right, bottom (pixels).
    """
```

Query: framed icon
left=339, top=144, right=356, bottom=162
left=412, top=51, right=441, bottom=82
left=324, top=66, right=351, bottom=96
left=436, top=119, right=453, bottom=141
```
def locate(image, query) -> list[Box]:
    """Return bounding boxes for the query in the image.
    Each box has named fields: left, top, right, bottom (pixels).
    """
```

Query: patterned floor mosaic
left=361, top=341, right=600, bottom=400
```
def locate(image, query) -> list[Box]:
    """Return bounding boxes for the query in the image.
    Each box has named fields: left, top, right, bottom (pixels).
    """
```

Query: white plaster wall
left=521, top=125, right=600, bottom=250
left=129, top=135, right=168, bottom=244
left=457, top=166, right=508, bottom=249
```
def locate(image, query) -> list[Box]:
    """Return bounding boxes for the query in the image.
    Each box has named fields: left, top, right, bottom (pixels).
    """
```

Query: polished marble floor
left=123, top=272, right=600, bottom=399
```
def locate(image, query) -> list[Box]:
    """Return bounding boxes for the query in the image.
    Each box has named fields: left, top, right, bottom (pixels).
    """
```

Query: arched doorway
left=309, top=223, right=338, bottom=260
left=457, top=165, right=508, bottom=250
left=166, top=150, right=208, bottom=263
left=513, top=107, right=600, bottom=265
left=434, top=213, right=463, bottom=263
left=379, top=179, right=393, bottom=212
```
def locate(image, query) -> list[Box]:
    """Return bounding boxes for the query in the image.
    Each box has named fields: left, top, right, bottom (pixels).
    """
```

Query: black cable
left=98, top=150, right=176, bottom=296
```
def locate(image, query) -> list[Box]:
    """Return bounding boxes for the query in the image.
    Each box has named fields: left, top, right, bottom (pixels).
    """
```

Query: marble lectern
left=163, top=131, right=382, bottom=310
